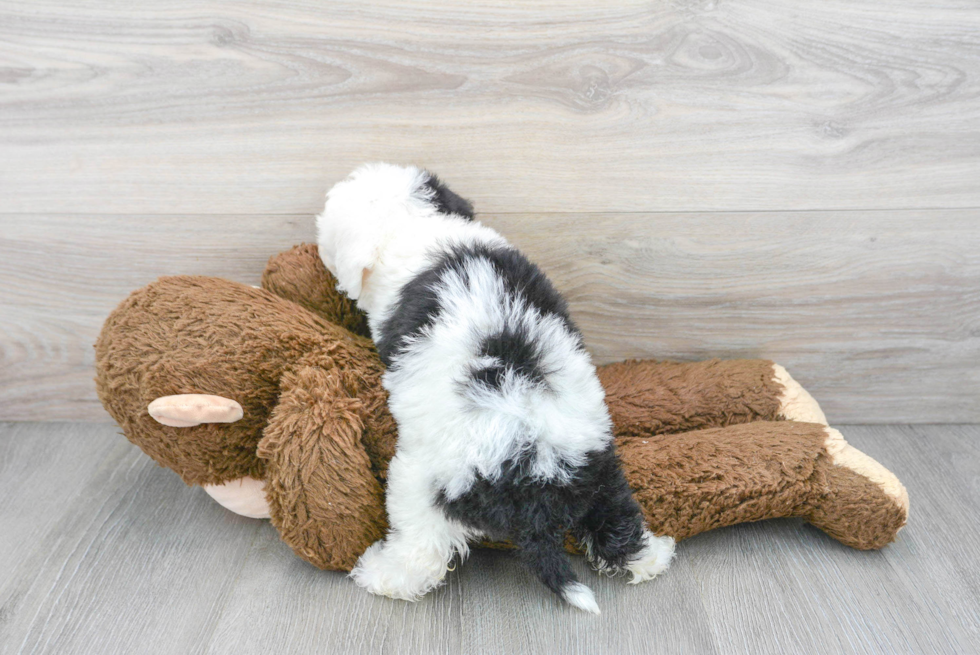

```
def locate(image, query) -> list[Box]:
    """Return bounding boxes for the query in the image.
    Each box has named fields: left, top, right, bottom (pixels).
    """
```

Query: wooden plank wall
left=1, top=0, right=978, bottom=422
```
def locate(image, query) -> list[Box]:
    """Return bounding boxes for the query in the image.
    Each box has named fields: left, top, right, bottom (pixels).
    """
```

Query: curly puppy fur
left=317, top=163, right=673, bottom=612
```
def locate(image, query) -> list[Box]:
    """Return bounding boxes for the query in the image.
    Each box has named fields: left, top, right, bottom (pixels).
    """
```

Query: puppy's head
left=317, top=162, right=474, bottom=300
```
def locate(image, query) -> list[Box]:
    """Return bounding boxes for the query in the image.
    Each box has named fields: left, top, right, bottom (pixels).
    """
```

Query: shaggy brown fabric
left=95, top=276, right=387, bottom=487
left=94, top=275, right=402, bottom=568
left=486, top=421, right=907, bottom=554
left=619, top=421, right=826, bottom=540
left=804, top=458, right=909, bottom=550
left=261, top=246, right=394, bottom=480
left=262, top=243, right=370, bottom=338
left=95, top=246, right=908, bottom=572
left=600, top=358, right=785, bottom=437
left=258, top=365, right=387, bottom=570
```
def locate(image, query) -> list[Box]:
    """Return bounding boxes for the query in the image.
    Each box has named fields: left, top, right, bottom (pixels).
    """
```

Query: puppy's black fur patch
left=436, top=442, right=647, bottom=596
left=472, top=325, right=548, bottom=391
left=375, top=242, right=580, bottom=371
left=419, top=172, right=475, bottom=220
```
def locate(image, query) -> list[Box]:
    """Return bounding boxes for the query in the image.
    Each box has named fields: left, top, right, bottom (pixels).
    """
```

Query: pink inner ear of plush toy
left=147, top=394, right=244, bottom=427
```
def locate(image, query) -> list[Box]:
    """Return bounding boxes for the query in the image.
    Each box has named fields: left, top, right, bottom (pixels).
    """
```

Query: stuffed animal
left=94, top=244, right=908, bottom=572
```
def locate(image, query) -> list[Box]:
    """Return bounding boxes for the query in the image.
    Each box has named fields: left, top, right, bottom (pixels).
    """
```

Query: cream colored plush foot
left=202, top=477, right=271, bottom=519
left=148, top=394, right=244, bottom=427
left=772, top=364, right=828, bottom=425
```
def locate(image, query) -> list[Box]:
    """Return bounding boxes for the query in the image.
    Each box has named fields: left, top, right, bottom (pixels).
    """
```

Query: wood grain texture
left=0, top=0, right=978, bottom=214
left=0, top=423, right=266, bottom=655
left=1, top=422, right=978, bottom=654
left=690, top=425, right=980, bottom=654
left=487, top=211, right=980, bottom=424
left=0, top=214, right=311, bottom=421
left=2, top=211, right=978, bottom=423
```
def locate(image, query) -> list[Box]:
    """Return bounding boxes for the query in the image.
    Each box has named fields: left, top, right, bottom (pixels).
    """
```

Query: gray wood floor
left=1, top=422, right=977, bottom=655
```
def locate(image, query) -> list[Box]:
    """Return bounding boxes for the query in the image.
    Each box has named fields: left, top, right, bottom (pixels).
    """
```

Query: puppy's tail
left=560, top=582, right=601, bottom=614
left=517, top=533, right=600, bottom=614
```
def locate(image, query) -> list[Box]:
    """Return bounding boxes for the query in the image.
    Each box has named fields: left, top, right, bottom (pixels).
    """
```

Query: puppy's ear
left=333, top=234, right=374, bottom=300
left=422, top=172, right=475, bottom=220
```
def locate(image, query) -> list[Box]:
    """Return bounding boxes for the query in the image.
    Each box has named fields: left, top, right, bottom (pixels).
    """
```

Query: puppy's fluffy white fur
left=318, top=163, right=673, bottom=612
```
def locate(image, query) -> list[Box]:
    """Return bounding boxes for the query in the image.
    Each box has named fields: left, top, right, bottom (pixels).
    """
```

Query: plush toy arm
left=261, top=243, right=370, bottom=337
left=618, top=421, right=908, bottom=550
left=257, top=365, right=386, bottom=571
left=598, top=358, right=826, bottom=437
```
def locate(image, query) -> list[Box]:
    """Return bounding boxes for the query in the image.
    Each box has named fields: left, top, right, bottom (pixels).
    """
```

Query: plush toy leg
left=617, top=421, right=908, bottom=549
left=257, top=365, right=387, bottom=571
left=598, top=358, right=825, bottom=437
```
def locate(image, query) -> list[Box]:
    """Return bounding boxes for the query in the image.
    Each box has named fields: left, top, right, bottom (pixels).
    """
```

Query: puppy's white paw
left=626, top=531, right=675, bottom=584
left=349, top=540, right=449, bottom=601
left=350, top=542, right=399, bottom=597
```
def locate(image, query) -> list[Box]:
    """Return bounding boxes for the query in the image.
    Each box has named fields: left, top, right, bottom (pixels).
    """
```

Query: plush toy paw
left=201, top=477, right=271, bottom=519
left=625, top=531, right=676, bottom=584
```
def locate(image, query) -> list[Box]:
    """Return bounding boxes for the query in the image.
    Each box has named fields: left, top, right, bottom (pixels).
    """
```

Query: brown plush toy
left=95, top=244, right=909, bottom=573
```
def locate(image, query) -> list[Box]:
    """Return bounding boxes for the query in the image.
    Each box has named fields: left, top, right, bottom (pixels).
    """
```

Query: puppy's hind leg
left=350, top=454, right=470, bottom=601
left=575, top=450, right=674, bottom=583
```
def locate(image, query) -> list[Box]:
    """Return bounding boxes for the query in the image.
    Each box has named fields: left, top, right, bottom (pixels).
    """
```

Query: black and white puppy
left=317, top=163, right=674, bottom=613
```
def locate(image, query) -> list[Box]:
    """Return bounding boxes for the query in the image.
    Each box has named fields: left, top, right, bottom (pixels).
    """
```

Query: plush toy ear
left=147, top=394, right=243, bottom=427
